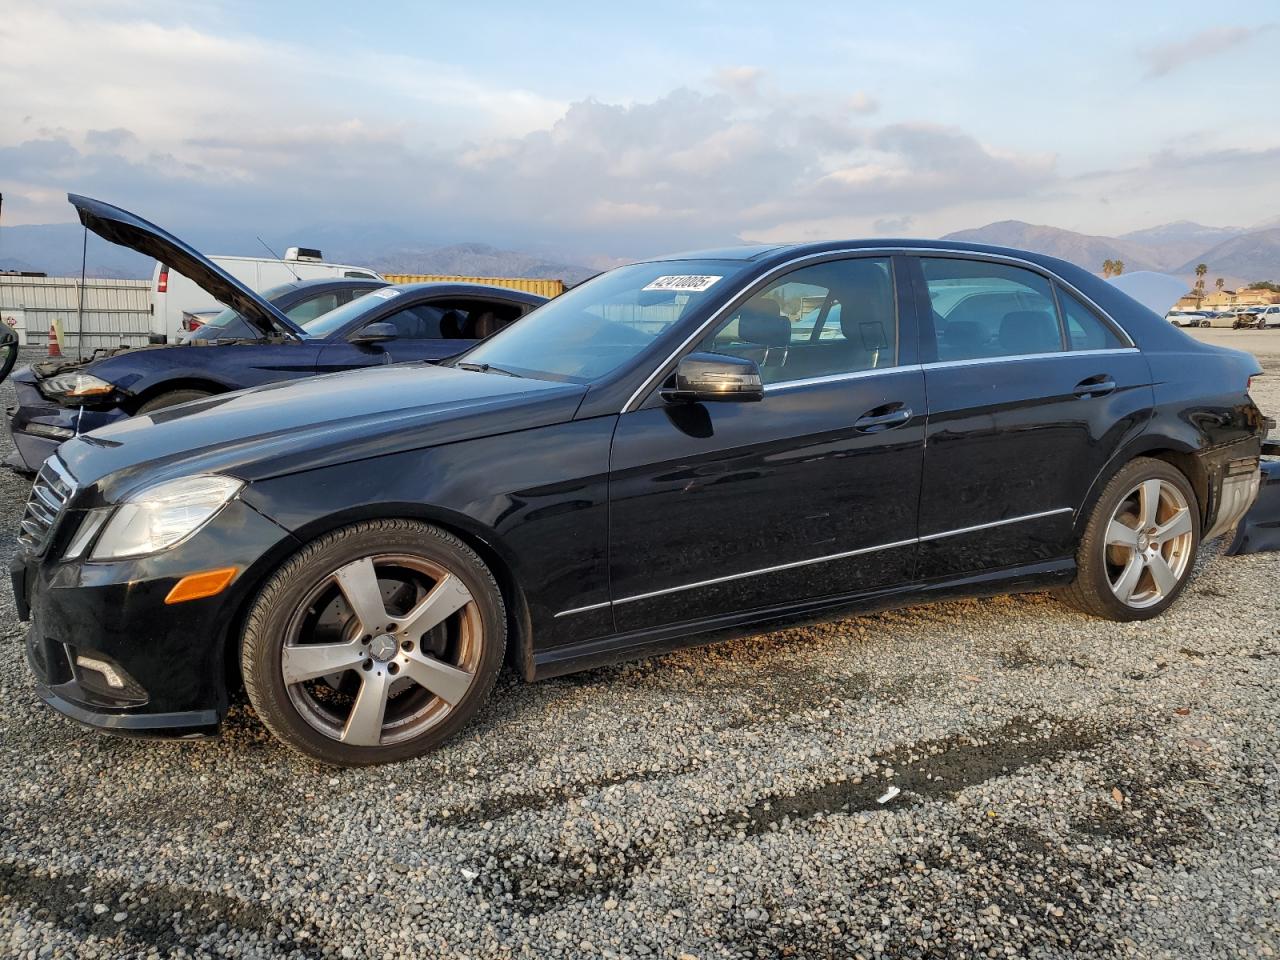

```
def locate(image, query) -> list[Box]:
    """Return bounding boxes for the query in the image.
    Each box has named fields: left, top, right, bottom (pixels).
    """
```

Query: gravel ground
left=1, top=338, right=1278, bottom=959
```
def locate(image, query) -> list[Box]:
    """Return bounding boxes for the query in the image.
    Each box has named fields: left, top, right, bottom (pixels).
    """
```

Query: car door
left=607, top=255, right=926, bottom=633
left=909, top=254, right=1153, bottom=580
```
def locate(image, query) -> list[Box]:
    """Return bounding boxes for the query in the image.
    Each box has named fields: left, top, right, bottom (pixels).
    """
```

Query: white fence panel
left=0, top=276, right=152, bottom=355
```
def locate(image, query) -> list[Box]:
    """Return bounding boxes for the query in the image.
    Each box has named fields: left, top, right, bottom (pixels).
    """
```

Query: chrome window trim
left=554, top=506, right=1075, bottom=616
left=921, top=346, right=1138, bottom=372
left=759, top=347, right=1141, bottom=393
left=762, top=364, right=919, bottom=393
left=622, top=246, right=1136, bottom=414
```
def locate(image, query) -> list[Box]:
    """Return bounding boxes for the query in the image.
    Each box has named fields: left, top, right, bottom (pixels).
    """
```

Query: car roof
left=388, top=282, right=547, bottom=305
left=273, top=277, right=387, bottom=295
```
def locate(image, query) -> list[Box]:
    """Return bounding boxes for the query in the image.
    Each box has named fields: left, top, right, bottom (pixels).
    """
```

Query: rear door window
left=920, top=258, right=1063, bottom=360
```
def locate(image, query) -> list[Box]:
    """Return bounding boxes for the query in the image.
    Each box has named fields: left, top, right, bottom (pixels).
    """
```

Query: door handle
left=854, top=402, right=913, bottom=433
left=1073, top=375, right=1116, bottom=399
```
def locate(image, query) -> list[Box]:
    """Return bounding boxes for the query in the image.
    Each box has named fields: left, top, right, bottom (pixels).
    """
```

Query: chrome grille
left=18, top=458, right=74, bottom=553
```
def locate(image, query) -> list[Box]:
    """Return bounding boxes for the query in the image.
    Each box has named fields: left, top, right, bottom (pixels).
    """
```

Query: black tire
left=136, top=388, right=213, bottom=414
left=241, top=519, right=505, bottom=766
left=1058, top=457, right=1200, bottom=621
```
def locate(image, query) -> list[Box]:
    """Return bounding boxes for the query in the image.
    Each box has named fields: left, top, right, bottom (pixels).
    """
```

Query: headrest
left=837, top=271, right=894, bottom=340
left=943, top=320, right=984, bottom=346
left=999, top=310, right=1059, bottom=354
left=738, top=300, right=790, bottom=347
left=439, top=309, right=465, bottom=338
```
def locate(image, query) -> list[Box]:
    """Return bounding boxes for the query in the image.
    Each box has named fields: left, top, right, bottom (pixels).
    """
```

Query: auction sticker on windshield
left=642, top=275, right=722, bottom=293
left=370, top=288, right=403, bottom=299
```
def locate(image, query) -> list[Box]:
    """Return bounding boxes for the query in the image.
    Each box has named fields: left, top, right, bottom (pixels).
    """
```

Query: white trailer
left=150, top=249, right=382, bottom=342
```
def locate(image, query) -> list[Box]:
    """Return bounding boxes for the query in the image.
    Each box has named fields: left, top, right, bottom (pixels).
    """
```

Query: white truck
left=150, top=247, right=382, bottom=342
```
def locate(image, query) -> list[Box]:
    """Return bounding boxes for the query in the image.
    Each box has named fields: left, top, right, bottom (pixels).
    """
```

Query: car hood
left=69, top=193, right=307, bottom=341
left=57, top=364, right=588, bottom=497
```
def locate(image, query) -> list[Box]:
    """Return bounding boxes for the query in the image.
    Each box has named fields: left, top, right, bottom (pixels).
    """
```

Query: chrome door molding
left=556, top=506, right=1075, bottom=617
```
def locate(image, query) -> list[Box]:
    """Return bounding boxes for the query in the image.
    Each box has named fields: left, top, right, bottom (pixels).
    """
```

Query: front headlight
left=90, top=475, right=244, bottom=560
left=40, top=372, right=115, bottom=400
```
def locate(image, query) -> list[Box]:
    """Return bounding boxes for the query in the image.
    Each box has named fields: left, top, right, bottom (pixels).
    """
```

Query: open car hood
left=68, top=194, right=307, bottom=341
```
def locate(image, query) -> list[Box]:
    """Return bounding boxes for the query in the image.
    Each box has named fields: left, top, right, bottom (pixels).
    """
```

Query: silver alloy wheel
left=1104, top=478, right=1194, bottom=609
left=281, top=554, right=482, bottom=746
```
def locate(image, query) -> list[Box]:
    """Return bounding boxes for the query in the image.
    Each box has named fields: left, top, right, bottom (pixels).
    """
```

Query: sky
left=1, top=0, right=1278, bottom=262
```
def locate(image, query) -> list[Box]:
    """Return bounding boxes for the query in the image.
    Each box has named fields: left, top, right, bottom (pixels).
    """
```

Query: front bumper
left=6, top=377, right=127, bottom=472
left=13, top=498, right=299, bottom=735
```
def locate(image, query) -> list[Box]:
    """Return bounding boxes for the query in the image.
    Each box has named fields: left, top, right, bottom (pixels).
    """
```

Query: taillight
left=157, top=265, right=169, bottom=293
left=180, top=314, right=204, bottom=332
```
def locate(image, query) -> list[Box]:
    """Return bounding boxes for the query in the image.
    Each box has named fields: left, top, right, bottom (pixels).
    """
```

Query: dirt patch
left=0, top=858, right=322, bottom=956
left=743, top=716, right=1112, bottom=833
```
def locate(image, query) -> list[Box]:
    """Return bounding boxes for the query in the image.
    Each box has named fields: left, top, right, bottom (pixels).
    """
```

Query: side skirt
left=530, top=558, right=1075, bottom=680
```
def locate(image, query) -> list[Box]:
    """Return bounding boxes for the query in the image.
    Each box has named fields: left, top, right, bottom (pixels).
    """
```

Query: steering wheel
left=0, top=326, right=18, bottom=386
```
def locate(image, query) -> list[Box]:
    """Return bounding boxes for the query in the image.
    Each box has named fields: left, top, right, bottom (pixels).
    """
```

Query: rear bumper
left=1203, top=449, right=1263, bottom=541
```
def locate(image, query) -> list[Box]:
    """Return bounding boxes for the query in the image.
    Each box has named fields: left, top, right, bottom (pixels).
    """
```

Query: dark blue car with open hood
left=6, top=196, right=547, bottom=471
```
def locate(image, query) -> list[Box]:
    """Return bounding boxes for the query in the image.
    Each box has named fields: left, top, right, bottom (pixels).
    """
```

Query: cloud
left=711, top=66, right=765, bottom=99
left=873, top=215, right=914, bottom=234
left=846, top=92, right=879, bottom=115
left=1141, top=24, right=1276, bottom=78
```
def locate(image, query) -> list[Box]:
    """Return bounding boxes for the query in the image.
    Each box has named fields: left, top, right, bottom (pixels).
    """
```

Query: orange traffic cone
left=47, top=322, right=61, bottom=358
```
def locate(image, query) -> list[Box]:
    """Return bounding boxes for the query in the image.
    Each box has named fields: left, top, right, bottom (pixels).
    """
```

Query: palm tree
left=1102, top=259, right=1115, bottom=278
left=1113, top=260, right=1124, bottom=276
left=1216, top=277, right=1225, bottom=292
left=1195, top=264, right=1208, bottom=308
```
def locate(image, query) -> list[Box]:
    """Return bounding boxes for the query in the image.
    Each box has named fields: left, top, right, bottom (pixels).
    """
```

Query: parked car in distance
left=14, top=218, right=1265, bottom=766
left=6, top=198, right=545, bottom=473
left=1165, top=309, right=1206, bottom=327
left=152, top=249, right=382, bottom=344
left=1232, top=308, right=1263, bottom=329
left=1256, top=305, right=1280, bottom=329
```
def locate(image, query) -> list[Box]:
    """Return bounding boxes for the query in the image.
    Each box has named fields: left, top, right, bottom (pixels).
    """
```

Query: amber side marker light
left=165, top=567, right=238, bottom=605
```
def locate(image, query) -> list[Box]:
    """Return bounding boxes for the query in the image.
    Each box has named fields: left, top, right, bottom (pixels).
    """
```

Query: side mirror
left=352, top=321, right=397, bottom=344
left=661, top=352, right=764, bottom=403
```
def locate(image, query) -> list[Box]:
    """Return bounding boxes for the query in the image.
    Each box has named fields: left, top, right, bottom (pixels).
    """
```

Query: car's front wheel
left=241, top=520, right=506, bottom=765
left=1058, top=457, right=1200, bottom=621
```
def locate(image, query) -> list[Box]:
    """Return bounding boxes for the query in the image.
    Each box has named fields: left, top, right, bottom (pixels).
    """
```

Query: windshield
left=299, top=287, right=403, bottom=338
left=458, top=260, right=746, bottom=381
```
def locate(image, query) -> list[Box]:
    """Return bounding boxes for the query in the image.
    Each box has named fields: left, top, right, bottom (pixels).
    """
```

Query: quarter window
left=1058, top=286, right=1125, bottom=350
left=697, top=258, right=897, bottom=385
left=921, top=258, right=1062, bottom=361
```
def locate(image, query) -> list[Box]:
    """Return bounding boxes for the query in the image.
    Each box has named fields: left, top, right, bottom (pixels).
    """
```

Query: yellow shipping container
left=383, top=274, right=565, bottom=298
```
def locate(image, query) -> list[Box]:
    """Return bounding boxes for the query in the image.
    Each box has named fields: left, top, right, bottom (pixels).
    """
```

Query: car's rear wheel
left=1058, top=457, right=1199, bottom=621
left=136, top=388, right=212, bottom=414
left=241, top=520, right=505, bottom=765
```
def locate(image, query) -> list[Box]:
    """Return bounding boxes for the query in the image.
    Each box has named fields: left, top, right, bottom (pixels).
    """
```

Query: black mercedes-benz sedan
left=13, top=222, right=1266, bottom=765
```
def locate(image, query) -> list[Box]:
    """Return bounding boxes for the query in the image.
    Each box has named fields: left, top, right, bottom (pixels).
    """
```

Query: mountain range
left=3, top=215, right=1277, bottom=287
left=941, top=218, right=1280, bottom=287
left=0, top=222, right=599, bottom=284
